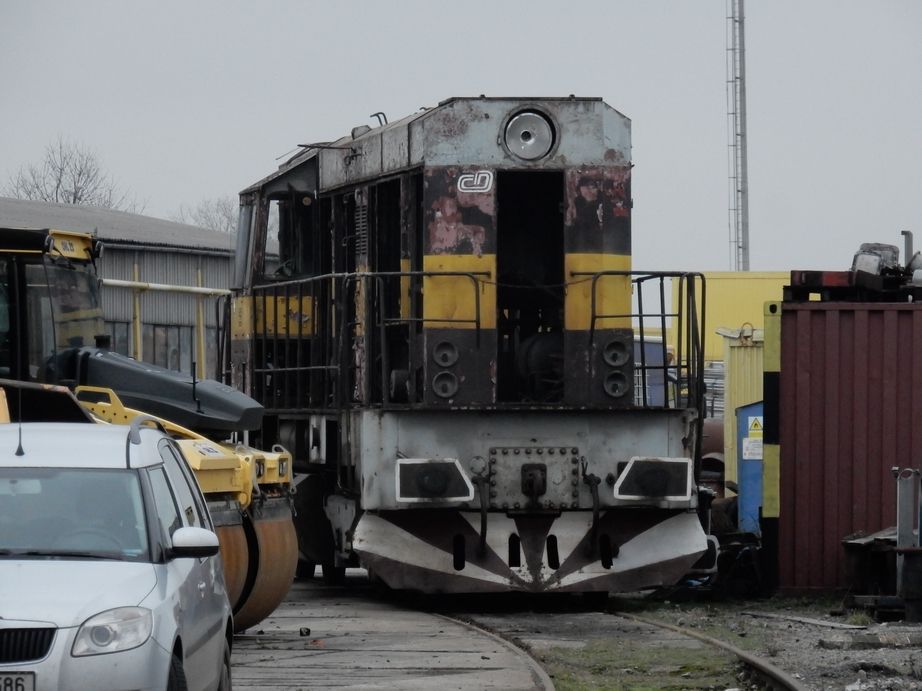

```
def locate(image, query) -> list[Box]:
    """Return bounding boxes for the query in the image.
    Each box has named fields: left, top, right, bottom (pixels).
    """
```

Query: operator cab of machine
left=0, top=380, right=233, bottom=691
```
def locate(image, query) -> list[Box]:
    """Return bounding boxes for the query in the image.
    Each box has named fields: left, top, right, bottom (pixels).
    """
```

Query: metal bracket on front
left=581, top=459, right=601, bottom=558
left=472, top=475, right=490, bottom=556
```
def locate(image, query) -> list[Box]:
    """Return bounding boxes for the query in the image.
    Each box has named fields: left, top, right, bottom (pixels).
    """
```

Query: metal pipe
left=131, top=264, right=142, bottom=361
left=195, top=269, right=207, bottom=379
left=101, top=278, right=230, bottom=296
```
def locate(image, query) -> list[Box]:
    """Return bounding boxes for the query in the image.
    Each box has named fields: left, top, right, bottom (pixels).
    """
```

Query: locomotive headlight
left=613, top=458, right=693, bottom=501
left=396, top=459, right=475, bottom=502
left=416, top=466, right=449, bottom=497
left=504, top=110, right=556, bottom=160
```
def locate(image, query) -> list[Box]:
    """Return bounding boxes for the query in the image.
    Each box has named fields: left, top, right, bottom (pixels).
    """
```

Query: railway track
left=444, top=596, right=811, bottom=690
left=230, top=573, right=551, bottom=690
left=235, top=571, right=880, bottom=689
left=616, top=612, right=808, bottom=691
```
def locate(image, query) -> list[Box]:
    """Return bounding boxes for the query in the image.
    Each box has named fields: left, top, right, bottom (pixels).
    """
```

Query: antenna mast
left=727, top=0, right=750, bottom=270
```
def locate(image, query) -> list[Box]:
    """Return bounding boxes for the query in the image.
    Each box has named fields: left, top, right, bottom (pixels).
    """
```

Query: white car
left=0, top=418, right=233, bottom=691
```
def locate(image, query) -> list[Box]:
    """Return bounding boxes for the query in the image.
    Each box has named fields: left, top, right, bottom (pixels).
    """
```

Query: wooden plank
left=231, top=576, right=551, bottom=690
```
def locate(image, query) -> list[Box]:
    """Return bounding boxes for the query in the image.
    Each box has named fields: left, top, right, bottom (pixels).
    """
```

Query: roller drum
left=232, top=498, right=298, bottom=632
left=215, top=523, right=249, bottom=609
left=209, top=503, right=250, bottom=609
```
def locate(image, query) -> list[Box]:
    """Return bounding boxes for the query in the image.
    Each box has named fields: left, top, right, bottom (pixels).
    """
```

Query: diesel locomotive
left=225, top=96, right=711, bottom=593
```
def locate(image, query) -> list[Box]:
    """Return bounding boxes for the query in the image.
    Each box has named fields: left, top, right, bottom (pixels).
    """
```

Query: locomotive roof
left=242, top=96, right=624, bottom=196
left=241, top=106, right=428, bottom=196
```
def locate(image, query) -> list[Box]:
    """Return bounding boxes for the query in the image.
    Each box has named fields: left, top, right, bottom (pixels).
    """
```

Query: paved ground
left=231, top=571, right=552, bottom=690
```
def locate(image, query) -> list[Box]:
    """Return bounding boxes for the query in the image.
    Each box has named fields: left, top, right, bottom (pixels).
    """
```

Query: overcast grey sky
left=2, top=1, right=920, bottom=271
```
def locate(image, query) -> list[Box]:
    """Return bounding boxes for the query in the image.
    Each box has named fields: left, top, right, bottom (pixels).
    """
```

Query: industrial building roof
left=0, top=197, right=237, bottom=253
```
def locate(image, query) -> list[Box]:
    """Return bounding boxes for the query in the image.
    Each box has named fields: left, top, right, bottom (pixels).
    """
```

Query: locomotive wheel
left=322, top=564, right=345, bottom=585
left=232, top=504, right=298, bottom=632
left=296, top=558, right=316, bottom=579
left=215, top=523, right=249, bottom=609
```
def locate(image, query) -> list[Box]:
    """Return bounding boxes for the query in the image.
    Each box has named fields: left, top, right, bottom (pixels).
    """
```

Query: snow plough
left=0, top=226, right=297, bottom=631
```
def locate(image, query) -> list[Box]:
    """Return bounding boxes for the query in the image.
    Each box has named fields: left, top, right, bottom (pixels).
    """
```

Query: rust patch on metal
left=425, top=167, right=495, bottom=255
left=565, top=167, right=631, bottom=254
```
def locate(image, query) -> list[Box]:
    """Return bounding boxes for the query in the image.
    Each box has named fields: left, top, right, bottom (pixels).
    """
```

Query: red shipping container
left=778, top=302, right=921, bottom=590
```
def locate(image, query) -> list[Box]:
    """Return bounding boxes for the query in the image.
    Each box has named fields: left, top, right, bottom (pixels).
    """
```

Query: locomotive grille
left=0, top=627, right=56, bottom=663
left=354, top=200, right=368, bottom=257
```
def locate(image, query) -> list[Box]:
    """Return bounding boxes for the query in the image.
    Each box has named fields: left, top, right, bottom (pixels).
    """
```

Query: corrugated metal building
left=0, top=197, right=236, bottom=376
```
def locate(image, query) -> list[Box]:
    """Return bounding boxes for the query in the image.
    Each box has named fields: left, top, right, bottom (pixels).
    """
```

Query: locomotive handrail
left=248, top=269, right=491, bottom=408
left=251, top=364, right=338, bottom=373
left=343, top=270, right=489, bottom=404
left=569, top=270, right=706, bottom=411
left=253, top=268, right=489, bottom=330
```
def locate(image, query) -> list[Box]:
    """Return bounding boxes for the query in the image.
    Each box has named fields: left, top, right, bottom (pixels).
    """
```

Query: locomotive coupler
left=521, top=463, right=548, bottom=506
left=581, top=460, right=601, bottom=558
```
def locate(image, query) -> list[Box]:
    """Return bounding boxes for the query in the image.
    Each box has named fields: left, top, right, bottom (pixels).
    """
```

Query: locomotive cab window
left=271, top=196, right=317, bottom=279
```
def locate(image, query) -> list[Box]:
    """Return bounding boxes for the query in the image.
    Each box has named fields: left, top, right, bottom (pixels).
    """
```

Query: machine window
left=159, top=443, right=208, bottom=529
left=148, top=466, right=183, bottom=539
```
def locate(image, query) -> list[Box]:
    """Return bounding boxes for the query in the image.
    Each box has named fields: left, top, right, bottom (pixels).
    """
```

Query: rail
left=619, top=612, right=809, bottom=691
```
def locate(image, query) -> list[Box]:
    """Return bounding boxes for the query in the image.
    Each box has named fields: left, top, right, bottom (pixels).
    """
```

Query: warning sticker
left=748, top=416, right=763, bottom=439
left=742, top=437, right=763, bottom=460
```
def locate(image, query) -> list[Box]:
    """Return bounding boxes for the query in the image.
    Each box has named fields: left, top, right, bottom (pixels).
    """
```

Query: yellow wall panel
left=721, top=332, right=764, bottom=484
left=564, top=253, right=632, bottom=331
left=671, top=272, right=787, bottom=361
left=423, top=254, right=496, bottom=329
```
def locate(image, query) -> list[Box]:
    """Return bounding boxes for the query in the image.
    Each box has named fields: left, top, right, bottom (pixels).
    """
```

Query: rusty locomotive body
left=226, top=97, right=710, bottom=592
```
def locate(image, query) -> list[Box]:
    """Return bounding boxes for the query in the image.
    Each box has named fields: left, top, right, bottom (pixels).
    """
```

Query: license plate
left=0, top=672, right=35, bottom=691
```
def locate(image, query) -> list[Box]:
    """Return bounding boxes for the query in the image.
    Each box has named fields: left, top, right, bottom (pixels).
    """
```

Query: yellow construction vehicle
left=0, top=227, right=297, bottom=631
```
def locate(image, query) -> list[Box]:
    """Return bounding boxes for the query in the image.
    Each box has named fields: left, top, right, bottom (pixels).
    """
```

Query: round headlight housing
left=504, top=110, right=556, bottom=161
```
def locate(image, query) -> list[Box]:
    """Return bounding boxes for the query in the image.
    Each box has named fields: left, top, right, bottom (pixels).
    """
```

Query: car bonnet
left=0, top=560, right=158, bottom=627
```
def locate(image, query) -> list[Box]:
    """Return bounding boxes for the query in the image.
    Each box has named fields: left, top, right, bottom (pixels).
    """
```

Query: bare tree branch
left=4, top=135, right=141, bottom=212
left=172, top=195, right=239, bottom=234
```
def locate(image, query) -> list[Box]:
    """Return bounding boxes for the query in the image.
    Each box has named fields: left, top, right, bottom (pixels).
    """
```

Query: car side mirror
left=170, top=526, right=220, bottom=559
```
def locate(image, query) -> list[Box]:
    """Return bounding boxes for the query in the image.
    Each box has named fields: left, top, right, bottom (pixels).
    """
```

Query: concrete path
left=231, top=570, right=553, bottom=690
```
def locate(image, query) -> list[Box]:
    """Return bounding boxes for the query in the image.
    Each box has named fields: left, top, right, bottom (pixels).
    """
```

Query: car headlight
left=72, top=607, right=152, bottom=656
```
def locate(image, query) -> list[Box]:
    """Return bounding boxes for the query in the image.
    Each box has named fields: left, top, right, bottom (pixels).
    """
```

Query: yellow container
left=718, top=326, right=764, bottom=486
left=694, top=272, right=787, bottom=362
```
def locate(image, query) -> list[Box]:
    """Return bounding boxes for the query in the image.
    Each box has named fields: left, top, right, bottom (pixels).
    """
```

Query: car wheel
left=218, top=639, right=232, bottom=691
left=167, top=653, right=188, bottom=691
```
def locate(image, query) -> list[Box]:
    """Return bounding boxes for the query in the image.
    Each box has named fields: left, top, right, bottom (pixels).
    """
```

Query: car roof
left=0, top=423, right=164, bottom=470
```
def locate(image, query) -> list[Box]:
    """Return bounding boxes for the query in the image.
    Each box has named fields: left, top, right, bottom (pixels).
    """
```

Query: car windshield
left=0, top=467, right=150, bottom=561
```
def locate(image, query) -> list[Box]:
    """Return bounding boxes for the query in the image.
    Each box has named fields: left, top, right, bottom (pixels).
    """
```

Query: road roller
left=0, top=226, right=297, bottom=631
